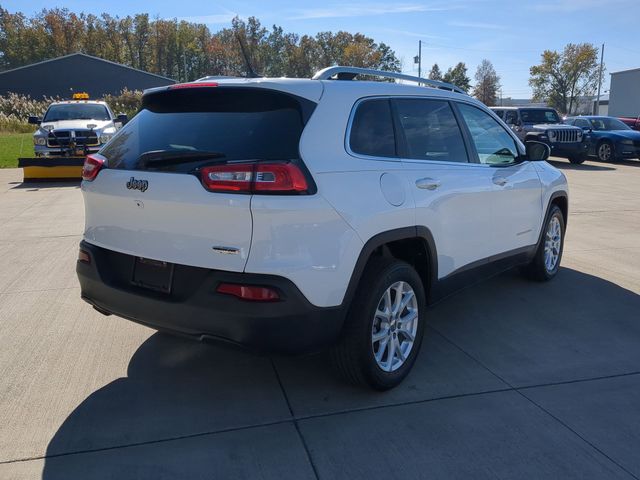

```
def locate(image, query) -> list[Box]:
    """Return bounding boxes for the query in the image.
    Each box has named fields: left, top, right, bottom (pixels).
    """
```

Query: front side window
left=457, top=103, right=520, bottom=166
left=393, top=99, right=468, bottom=163
left=349, top=99, right=396, bottom=158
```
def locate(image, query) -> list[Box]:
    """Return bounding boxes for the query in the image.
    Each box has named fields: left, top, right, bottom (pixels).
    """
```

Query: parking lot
left=0, top=157, right=639, bottom=479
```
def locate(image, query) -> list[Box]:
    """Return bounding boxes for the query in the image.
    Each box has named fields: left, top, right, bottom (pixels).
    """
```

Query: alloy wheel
left=371, top=281, right=419, bottom=372
left=598, top=143, right=612, bottom=162
left=544, top=215, right=562, bottom=272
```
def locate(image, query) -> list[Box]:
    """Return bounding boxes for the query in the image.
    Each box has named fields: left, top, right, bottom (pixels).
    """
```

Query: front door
left=455, top=102, right=544, bottom=254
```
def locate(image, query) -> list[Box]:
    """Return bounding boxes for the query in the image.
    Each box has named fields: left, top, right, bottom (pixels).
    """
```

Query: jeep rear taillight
left=200, top=162, right=309, bottom=194
left=216, top=283, right=280, bottom=302
left=82, top=154, right=105, bottom=181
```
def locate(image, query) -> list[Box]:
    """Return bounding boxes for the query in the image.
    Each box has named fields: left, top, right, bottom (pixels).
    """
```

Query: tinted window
left=588, top=117, right=631, bottom=131
left=504, top=110, right=519, bottom=125
left=349, top=99, right=396, bottom=158
left=493, top=109, right=504, bottom=119
left=457, top=103, right=519, bottom=165
left=575, top=118, right=591, bottom=129
left=520, top=109, right=560, bottom=124
left=101, top=88, right=311, bottom=172
left=394, top=99, right=468, bottom=163
left=44, top=104, right=110, bottom=122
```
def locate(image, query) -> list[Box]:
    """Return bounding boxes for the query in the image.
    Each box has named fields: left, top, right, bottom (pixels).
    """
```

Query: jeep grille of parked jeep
left=549, top=129, right=580, bottom=143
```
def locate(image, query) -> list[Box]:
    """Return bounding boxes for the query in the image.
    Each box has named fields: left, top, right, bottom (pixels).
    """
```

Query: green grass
left=0, top=132, right=34, bottom=168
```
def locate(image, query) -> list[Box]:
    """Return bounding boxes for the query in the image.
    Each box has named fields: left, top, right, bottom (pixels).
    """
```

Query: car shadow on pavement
left=11, top=180, right=81, bottom=190
left=41, top=267, right=640, bottom=478
left=547, top=160, right=615, bottom=171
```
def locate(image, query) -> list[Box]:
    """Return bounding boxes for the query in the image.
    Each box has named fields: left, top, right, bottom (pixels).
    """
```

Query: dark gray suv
left=491, top=107, right=588, bottom=164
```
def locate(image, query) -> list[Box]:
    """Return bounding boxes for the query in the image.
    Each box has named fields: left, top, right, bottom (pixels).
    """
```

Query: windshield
left=101, top=88, right=313, bottom=172
left=589, top=117, right=631, bottom=131
left=43, top=104, right=110, bottom=122
left=520, top=109, right=560, bottom=124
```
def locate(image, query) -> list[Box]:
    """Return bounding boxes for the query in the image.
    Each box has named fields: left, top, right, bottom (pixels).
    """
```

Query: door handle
left=416, top=178, right=441, bottom=190
left=493, top=177, right=508, bottom=186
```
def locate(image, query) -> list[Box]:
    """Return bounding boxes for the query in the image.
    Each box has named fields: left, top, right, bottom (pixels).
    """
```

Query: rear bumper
left=77, top=241, right=345, bottom=354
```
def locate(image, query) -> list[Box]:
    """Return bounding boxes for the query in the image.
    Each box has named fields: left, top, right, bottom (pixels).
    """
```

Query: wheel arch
left=341, top=227, right=438, bottom=310
left=535, top=191, right=569, bottom=248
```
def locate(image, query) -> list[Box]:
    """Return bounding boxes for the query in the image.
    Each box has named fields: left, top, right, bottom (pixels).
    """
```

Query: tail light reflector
left=82, top=154, right=105, bottom=181
left=78, top=249, right=91, bottom=264
left=200, top=163, right=309, bottom=194
left=216, top=283, right=280, bottom=302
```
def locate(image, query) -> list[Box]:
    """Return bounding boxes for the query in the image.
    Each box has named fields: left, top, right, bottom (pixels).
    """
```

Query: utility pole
left=414, top=40, right=422, bottom=81
left=418, top=40, right=422, bottom=78
left=595, top=43, right=605, bottom=115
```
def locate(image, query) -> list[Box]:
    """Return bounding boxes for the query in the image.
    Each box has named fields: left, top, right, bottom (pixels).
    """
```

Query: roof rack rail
left=312, top=66, right=467, bottom=95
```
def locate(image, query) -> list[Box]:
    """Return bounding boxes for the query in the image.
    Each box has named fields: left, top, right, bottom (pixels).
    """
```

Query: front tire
left=568, top=154, right=585, bottom=164
left=523, top=205, right=565, bottom=281
left=597, top=141, right=614, bottom=162
left=331, top=257, right=426, bottom=390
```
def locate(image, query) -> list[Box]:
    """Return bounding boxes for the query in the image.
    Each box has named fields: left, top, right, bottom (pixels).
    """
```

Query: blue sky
left=8, top=0, right=640, bottom=97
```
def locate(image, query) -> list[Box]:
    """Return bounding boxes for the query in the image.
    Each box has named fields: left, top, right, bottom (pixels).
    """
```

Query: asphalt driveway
left=0, top=157, right=639, bottom=479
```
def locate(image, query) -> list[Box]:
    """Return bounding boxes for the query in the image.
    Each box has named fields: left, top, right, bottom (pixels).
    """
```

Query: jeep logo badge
left=126, top=177, right=148, bottom=192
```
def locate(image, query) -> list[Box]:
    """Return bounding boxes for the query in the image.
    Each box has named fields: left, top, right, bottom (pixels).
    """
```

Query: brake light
left=82, top=154, right=105, bottom=181
left=216, top=283, right=280, bottom=302
left=169, top=82, right=219, bottom=89
left=200, top=163, right=309, bottom=194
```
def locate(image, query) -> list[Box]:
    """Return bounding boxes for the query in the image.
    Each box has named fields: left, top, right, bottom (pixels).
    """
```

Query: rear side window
left=101, top=88, right=314, bottom=172
left=393, top=99, right=468, bottom=163
left=349, top=99, right=396, bottom=158
left=504, top=110, right=518, bottom=125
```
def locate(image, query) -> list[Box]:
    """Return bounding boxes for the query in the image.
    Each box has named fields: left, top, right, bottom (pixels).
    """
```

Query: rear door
left=393, top=97, right=499, bottom=278
left=82, top=86, right=313, bottom=272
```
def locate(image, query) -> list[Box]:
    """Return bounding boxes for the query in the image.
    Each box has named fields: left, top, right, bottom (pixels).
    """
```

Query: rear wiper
left=140, top=150, right=226, bottom=168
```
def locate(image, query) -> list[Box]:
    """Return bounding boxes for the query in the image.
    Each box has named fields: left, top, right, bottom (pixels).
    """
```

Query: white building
left=608, top=68, right=640, bottom=118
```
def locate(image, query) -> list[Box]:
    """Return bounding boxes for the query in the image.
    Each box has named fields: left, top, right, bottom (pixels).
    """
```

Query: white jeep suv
left=77, top=67, right=568, bottom=390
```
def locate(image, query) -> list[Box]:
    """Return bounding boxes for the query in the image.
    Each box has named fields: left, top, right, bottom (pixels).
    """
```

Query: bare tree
left=472, top=59, right=500, bottom=106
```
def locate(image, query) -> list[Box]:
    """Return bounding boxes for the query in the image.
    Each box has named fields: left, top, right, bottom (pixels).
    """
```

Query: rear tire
left=522, top=205, right=565, bottom=281
left=331, top=257, right=426, bottom=390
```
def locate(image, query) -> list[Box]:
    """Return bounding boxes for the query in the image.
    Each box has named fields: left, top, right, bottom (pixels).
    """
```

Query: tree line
left=425, top=42, right=602, bottom=114
left=0, top=7, right=602, bottom=113
left=0, top=8, right=399, bottom=81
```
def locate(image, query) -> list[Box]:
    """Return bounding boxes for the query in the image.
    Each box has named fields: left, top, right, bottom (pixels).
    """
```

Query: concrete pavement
left=0, top=157, right=639, bottom=479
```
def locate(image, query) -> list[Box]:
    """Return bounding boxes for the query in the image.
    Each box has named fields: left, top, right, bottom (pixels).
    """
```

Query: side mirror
left=28, top=115, right=41, bottom=125
left=525, top=141, right=550, bottom=161
left=116, top=113, right=128, bottom=125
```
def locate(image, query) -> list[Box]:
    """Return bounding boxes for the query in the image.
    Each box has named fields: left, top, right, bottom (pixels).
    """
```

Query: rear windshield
left=519, top=109, right=560, bottom=124
left=101, top=87, right=315, bottom=172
